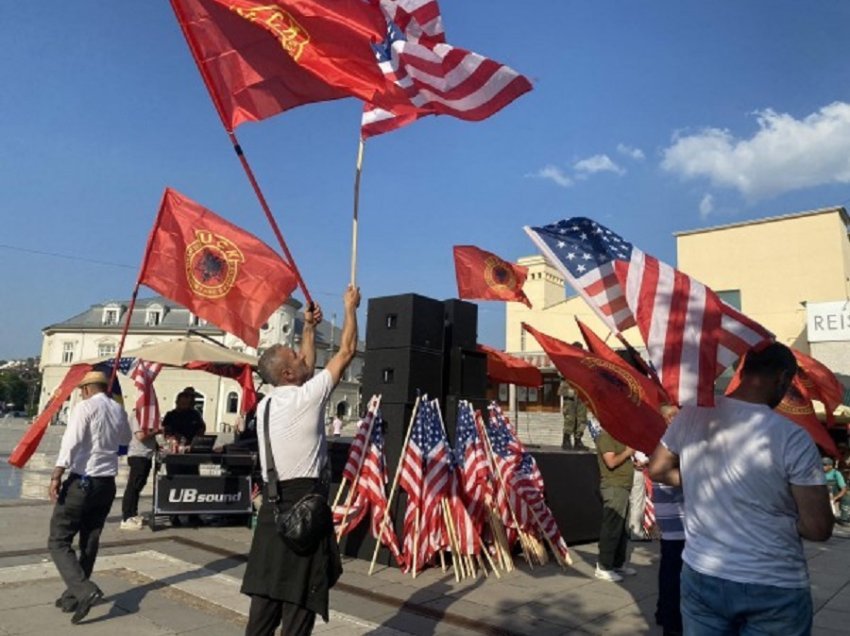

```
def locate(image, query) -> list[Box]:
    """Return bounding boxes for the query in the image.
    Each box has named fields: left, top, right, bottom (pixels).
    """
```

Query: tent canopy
left=478, top=344, right=542, bottom=387
left=85, top=337, right=257, bottom=368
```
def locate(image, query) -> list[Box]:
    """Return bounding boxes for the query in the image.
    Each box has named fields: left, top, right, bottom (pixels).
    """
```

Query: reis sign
left=807, top=301, right=850, bottom=343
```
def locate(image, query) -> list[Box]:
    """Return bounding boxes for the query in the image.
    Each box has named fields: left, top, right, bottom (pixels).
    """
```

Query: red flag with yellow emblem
left=523, top=323, right=667, bottom=454
left=140, top=188, right=297, bottom=347
left=170, top=0, right=413, bottom=130
left=453, top=246, right=531, bottom=307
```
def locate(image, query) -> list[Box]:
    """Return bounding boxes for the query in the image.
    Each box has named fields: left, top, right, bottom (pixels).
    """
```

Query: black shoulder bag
left=262, top=404, right=333, bottom=555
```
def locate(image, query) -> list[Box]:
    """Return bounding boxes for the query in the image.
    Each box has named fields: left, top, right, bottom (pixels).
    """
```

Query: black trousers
left=121, top=456, right=152, bottom=521
left=48, top=475, right=115, bottom=601
left=656, top=538, right=685, bottom=632
left=246, top=595, right=316, bottom=636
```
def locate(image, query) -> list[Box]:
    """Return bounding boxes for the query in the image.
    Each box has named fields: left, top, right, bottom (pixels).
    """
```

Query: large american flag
left=525, top=217, right=773, bottom=406
left=129, top=360, right=163, bottom=433
left=361, top=0, right=532, bottom=138
left=399, top=398, right=451, bottom=571
left=453, top=402, right=491, bottom=531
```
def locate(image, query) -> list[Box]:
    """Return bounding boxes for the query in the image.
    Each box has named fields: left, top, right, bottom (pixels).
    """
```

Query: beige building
left=39, top=296, right=365, bottom=431
left=506, top=205, right=850, bottom=412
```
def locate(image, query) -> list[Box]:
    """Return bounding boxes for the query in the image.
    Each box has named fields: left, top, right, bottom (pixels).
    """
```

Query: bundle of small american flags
left=337, top=395, right=571, bottom=579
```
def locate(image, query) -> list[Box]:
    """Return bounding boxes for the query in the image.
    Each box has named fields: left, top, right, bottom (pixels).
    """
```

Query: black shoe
left=573, top=437, right=589, bottom=451
left=71, top=588, right=103, bottom=624
left=561, top=437, right=573, bottom=450
left=55, top=595, right=78, bottom=613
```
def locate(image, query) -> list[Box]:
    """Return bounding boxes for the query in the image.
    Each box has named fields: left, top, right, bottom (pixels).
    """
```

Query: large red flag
left=8, top=364, right=92, bottom=468
left=576, top=319, right=670, bottom=407
left=793, top=350, right=844, bottom=424
left=171, top=0, right=412, bottom=129
left=453, top=246, right=531, bottom=307
left=523, top=323, right=667, bottom=455
left=477, top=344, right=541, bottom=387
left=140, top=188, right=297, bottom=347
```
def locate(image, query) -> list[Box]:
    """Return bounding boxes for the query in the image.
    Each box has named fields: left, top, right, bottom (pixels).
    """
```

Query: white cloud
left=661, top=102, right=850, bottom=200
left=698, top=194, right=714, bottom=220
left=529, top=164, right=573, bottom=188
left=617, top=143, right=645, bottom=160
left=573, top=154, right=625, bottom=176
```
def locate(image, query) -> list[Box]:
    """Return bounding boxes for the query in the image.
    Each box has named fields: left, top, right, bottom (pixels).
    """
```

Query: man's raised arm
left=325, top=285, right=361, bottom=386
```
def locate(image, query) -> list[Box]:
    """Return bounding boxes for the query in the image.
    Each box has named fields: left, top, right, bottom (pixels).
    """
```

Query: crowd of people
left=44, top=284, right=840, bottom=635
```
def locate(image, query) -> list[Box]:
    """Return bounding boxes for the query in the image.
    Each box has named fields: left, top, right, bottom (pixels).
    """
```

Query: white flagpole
left=350, top=137, right=366, bottom=287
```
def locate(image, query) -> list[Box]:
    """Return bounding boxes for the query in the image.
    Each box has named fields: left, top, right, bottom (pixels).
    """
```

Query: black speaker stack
left=340, top=293, right=487, bottom=562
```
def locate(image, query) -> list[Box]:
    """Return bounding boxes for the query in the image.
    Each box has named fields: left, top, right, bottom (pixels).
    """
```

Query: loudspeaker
left=362, top=348, right=443, bottom=406
left=444, top=346, right=488, bottom=398
left=443, top=299, right=477, bottom=351
left=366, top=294, right=444, bottom=351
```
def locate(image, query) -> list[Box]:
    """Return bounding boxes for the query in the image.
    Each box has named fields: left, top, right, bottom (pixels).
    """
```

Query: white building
left=39, top=296, right=365, bottom=431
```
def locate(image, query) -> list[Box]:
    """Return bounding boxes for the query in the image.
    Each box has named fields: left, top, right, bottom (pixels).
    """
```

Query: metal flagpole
left=169, top=0, right=313, bottom=307
left=350, top=137, right=366, bottom=287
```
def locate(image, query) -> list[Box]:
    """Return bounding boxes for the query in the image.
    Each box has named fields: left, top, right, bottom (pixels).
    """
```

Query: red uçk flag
left=726, top=354, right=839, bottom=457
left=360, top=0, right=532, bottom=137
left=454, top=245, right=531, bottom=307
left=477, top=344, right=541, bottom=387
left=575, top=318, right=669, bottom=408
left=140, top=188, right=297, bottom=347
left=793, top=349, right=844, bottom=424
left=526, top=218, right=774, bottom=407
left=523, top=323, right=668, bottom=455
left=8, top=364, right=92, bottom=468
left=171, top=0, right=411, bottom=129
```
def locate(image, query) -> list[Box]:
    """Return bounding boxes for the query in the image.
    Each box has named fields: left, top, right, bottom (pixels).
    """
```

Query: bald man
left=241, top=285, right=360, bottom=636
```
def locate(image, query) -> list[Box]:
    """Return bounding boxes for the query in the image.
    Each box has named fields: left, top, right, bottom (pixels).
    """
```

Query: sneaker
left=120, top=517, right=143, bottom=531
left=594, top=564, right=623, bottom=582
left=615, top=566, right=637, bottom=576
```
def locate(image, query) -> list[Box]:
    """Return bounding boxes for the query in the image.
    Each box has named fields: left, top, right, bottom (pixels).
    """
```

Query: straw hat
left=79, top=371, right=109, bottom=387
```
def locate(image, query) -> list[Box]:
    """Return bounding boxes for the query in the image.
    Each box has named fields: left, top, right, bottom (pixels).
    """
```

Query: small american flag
left=361, top=0, right=532, bottom=138
left=453, top=402, right=491, bottom=526
left=129, top=360, right=162, bottom=433
left=643, top=473, right=656, bottom=536
left=487, top=404, right=570, bottom=562
left=399, top=398, right=450, bottom=571
left=525, top=217, right=773, bottom=406
left=341, top=396, right=381, bottom=483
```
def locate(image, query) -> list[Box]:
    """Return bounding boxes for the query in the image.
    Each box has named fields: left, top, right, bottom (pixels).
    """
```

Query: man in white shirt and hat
left=48, top=370, right=132, bottom=624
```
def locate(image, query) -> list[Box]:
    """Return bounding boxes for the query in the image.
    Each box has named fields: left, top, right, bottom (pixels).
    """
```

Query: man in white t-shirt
left=648, top=343, right=833, bottom=636
left=241, top=285, right=360, bottom=636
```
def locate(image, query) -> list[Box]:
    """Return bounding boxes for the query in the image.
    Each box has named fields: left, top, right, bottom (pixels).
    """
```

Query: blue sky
left=2, top=1, right=850, bottom=359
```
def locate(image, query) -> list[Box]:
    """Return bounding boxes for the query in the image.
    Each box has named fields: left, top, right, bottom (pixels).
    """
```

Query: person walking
left=241, top=285, right=360, bottom=636
left=48, top=370, right=132, bottom=624
left=649, top=343, right=833, bottom=635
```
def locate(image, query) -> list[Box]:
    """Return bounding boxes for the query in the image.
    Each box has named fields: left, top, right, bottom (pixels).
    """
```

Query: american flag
left=643, top=473, right=656, bottom=536
left=525, top=217, right=773, bottom=406
left=399, top=398, right=451, bottom=571
left=129, top=360, right=162, bottom=433
left=341, top=396, right=381, bottom=483
left=361, top=0, right=532, bottom=138
left=334, top=410, right=403, bottom=563
left=453, top=402, right=491, bottom=525
left=487, top=404, right=570, bottom=561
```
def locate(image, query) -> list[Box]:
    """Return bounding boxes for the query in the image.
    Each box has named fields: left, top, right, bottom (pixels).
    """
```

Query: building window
left=103, top=308, right=120, bottom=325
left=717, top=289, right=742, bottom=311
left=520, top=330, right=526, bottom=351
left=97, top=342, right=116, bottom=358
left=146, top=310, right=162, bottom=326
left=226, top=392, right=239, bottom=414
left=62, top=342, right=75, bottom=364
left=189, top=313, right=205, bottom=327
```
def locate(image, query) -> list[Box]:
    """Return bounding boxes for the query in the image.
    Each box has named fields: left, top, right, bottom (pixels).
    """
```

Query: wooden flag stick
left=350, top=136, right=365, bottom=287
left=433, top=400, right=468, bottom=580
left=369, top=395, right=421, bottom=575
left=336, top=395, right=382, bottom=541
left=413, top=515, right=420, bottom=579
left=441, top=502, right=461, bottom=582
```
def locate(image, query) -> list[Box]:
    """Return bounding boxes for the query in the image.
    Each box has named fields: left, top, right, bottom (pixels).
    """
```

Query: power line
left=0, top=243, right=135, bottom=270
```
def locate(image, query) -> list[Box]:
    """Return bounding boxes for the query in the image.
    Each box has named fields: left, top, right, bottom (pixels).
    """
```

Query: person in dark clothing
left=162, top=389, right=206, bottom=445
